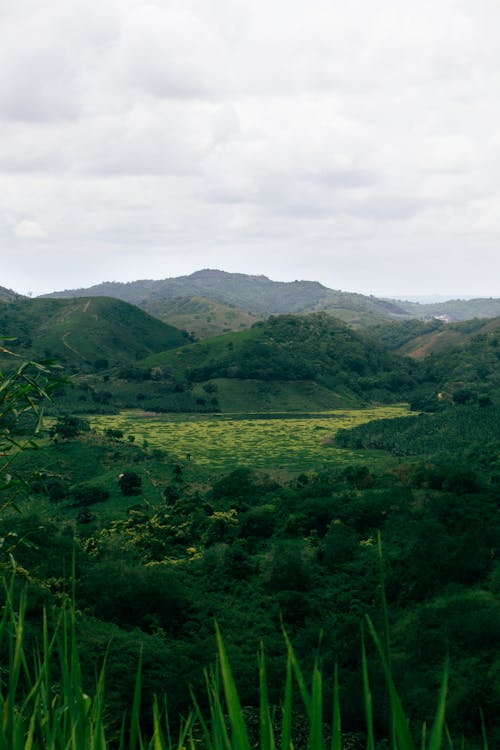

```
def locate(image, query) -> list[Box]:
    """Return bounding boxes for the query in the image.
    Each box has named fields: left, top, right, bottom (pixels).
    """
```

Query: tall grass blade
left=308, top=661, right=323, bottom=750
left=130, top=648, right=144, bottom=750
left=366, top=615, right=416, bottom=750
left=152, top=696, right=166, bottom=750
left=281, top=654, right=293, bottom=750
left=282, top=628, right=311, bottom=719
left=331, top=664, right=341, bottom=750
left=215, top=623, right=252, bottom=750
left=426, top=660, right=448, bottom=750
left=259, top=644, right=275, bottom=750
left=479, top=708, right=489, bottom=750
left=361, top=633, right=375, bottom=750
left=420, top=722, right=426, bottom=750
left=190, top=682, right=216, bottom=750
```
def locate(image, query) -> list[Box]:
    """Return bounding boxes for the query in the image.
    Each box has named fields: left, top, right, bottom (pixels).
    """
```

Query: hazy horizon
left=2, top=267, right=497, bottom=304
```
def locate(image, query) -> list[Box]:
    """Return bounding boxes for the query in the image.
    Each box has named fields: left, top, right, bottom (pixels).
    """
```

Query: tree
left=118, top=471, right=142, bottom=496
left=1, top=354, right=59, bottom=494
left=49, top=414, right=90, bottom=440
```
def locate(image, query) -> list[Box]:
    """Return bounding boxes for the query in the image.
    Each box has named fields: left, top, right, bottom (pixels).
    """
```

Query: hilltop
left=40, top=269, right=500, bottom=333
left=41, top=269, right=411, bottom=323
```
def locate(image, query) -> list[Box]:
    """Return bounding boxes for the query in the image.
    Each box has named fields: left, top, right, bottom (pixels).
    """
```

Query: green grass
left=86, top=405, right=410, bottom=475
left=0, top=573, right=488, bottom=750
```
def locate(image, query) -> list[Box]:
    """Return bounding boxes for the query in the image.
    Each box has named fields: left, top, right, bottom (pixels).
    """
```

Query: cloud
left=0, top=0, right=499, bottom=296
left=14, top=220, right=46, bottom=239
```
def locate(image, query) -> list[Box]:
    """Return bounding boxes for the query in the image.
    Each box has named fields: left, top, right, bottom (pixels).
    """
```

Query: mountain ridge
left=39, top=269, right=500, bottom=324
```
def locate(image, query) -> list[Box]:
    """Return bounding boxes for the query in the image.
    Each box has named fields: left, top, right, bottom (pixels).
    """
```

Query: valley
left=0, top=274, right=499, bottom=748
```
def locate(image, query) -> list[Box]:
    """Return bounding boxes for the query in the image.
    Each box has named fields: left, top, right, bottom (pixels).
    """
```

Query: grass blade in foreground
left=366, top=615, right=416, bottom=750
left=215, top=623, right=252, bottom=750
left=330, top=664, right=341, bottom=750
left=259, top=644, right=275, bottom=750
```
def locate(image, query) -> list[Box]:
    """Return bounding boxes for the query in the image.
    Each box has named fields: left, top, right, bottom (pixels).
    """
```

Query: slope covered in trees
left=139, top=313, right=419, bottom=409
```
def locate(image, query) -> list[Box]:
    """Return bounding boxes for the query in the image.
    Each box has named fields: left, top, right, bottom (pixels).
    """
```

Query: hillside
left=142, top=296, right=259, bottom=339
left=0, top=297, right=191, bottom=373
left=370, top=316, right=500, bottom=357
left=136, top=313, right=418, bottom=411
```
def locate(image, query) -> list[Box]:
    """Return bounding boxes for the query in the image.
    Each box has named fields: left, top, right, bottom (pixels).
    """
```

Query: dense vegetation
left=1, top=297, right=500, bottom=748
left=2, top=406, right=499, bottom=747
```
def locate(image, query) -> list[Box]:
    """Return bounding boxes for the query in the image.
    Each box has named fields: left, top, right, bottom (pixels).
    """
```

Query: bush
left=72, top=485, right=110, bottom=507
left=118, top=471, right=142, bottom=496
left=49, top=415, right=90, bottom=440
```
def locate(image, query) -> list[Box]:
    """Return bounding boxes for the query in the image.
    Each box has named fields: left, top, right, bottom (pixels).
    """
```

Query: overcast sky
left=1, top=0, right=499, bottom=298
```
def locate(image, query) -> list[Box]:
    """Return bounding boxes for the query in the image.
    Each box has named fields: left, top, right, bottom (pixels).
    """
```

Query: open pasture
left=89, top=405, right=410, bottom=475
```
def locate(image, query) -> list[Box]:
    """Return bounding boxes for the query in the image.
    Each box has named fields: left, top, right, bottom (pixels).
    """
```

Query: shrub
left=118, top=471, right=142, bottom=496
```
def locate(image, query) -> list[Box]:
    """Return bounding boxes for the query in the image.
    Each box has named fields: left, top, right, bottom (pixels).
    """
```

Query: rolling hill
left=0, top=297, right=191, bottom=372
left=135, top=313, right=418, bottom=411
left=370, top=316, right=500, bottom=357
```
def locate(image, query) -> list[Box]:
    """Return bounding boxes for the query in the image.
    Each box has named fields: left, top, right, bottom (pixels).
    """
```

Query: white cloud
left=14, top=219, right=46, bottom=239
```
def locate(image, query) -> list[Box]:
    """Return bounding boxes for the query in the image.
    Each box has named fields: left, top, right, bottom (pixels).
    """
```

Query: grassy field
left=87, top=405, right=410, bottom=475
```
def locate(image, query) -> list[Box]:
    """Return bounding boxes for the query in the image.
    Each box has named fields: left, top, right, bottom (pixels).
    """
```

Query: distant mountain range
left=39, top=269, right=500, bottom=334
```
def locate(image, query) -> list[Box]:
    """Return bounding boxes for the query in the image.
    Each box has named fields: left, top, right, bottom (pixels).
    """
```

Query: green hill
left=370, top=316, right=500, bottom=357
left=0, top=297, right=191, bottom=373
left=369, top=317, right=500, bottom=409
left=137, top=313, right=417, bottom=411
left=142, top=296, right=259, bottom=339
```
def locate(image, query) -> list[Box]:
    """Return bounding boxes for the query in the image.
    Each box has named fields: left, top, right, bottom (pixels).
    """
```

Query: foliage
left=0, top=575, right=487, bottom=750
left=0, top=355, right=59, bottom=495
left=334, top=404, right=500, bottom=457
left=49, top=414, right=90, bottom=440
left=118, top=471, right=142, bottom=496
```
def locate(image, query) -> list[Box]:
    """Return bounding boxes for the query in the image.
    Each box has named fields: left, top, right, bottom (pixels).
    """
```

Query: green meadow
left=88, top=404, right=410, bottom=474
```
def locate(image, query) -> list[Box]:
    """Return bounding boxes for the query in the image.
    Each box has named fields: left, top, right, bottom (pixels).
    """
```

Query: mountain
left=42, top=269, right=411, bottom=322
left=42, top=269, right=500, bottom=329
left=0, top=297, right=191, bottom=372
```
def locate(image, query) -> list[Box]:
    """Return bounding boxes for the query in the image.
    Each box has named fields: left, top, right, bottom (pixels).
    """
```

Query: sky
left=1, top=0, right=500, bottom=299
